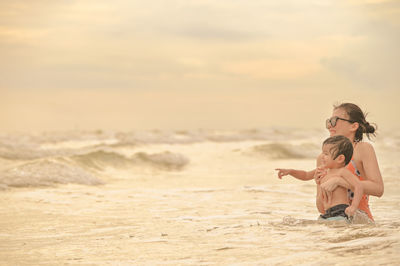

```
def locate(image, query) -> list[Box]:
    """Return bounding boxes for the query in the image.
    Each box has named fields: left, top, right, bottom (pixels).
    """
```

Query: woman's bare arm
left=340, top=168, right=363, bottom=217
left=358, top=142, right=384, bottom=197
left=316, top=184, right=325, bottom=214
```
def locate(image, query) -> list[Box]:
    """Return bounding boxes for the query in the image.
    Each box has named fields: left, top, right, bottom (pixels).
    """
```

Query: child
left=277, top=136, right=363, bottom=221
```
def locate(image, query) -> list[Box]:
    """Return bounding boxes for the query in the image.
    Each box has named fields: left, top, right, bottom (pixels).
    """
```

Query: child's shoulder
left=328, top=167, right=344, bottom=174
left=338, top=166, right=352, bottom=175
left=327, top=167, right=350, bottom=176
left=321, top=168, right=340, bottom=181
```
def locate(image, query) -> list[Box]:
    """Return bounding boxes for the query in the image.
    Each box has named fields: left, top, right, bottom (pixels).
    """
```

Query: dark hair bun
left=365, top=122, right=377, bottom=134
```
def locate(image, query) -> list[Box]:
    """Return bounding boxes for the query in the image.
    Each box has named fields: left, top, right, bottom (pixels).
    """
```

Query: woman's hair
left=334, top=103, right=377, bottom=142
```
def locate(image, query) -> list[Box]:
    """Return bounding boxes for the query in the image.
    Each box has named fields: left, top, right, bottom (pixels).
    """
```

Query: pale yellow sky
left=0, top=0, right=399, bottom=132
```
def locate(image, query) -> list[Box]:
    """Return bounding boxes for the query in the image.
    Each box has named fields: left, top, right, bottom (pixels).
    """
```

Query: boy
left=277, top=136, right=363, bottom=221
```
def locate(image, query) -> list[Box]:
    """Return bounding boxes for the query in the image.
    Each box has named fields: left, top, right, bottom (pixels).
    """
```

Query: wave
left=0, top=159, right=103, bottom=188
left=0, top=128, right=322, bottom=147
left=132, top=151, right=189, bottom=170
left=0, top=131, right=117, bottom=160
left=0, top=149, right=189, bottom=189
left=246, top=142, right=320, bottom=159
left=0, top=143, right=74, bottom=160
left=72, top=150, right=189, bottom=171
left=112, top=129, right=323, bottom=145
left=2, top=128, right=398, bottom=149
left=72, top=150, right=133, bottom=170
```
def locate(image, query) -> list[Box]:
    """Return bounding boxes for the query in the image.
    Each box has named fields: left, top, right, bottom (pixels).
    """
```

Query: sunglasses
left=326, top=116, right=354, bottom=129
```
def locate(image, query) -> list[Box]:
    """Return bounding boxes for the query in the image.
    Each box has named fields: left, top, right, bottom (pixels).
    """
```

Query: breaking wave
left=72, top=150, right=189, bottom=171
left=132, top=151, right=189, bottom=170
left=0, top=159, right=103, bottom=188
left=0, top=148, right=189, bottom=188
left=0, top=142, right=67, bottom=160
left=247, top=142, right=320, bottom=159
left=72, top=150, right=133, bottom=170
left=112, top=128, right=322, bottom=145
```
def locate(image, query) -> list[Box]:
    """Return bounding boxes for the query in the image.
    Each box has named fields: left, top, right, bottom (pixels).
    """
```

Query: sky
left=0, top=0, right=399, bottom=132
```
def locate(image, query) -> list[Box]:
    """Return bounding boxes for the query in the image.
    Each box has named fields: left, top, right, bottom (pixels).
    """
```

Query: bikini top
left=346, top=158, right=374, bottom=221
left=350, top=160, right=361, bottom=177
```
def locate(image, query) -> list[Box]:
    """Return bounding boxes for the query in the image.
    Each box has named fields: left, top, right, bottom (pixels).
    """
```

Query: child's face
left=320, top=144, right=335, bottom=168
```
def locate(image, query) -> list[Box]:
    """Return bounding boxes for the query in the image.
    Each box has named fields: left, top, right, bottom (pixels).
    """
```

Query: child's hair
left=323, top=135, right=353, bottom=166
left=334, top=103, right=377, bottom=142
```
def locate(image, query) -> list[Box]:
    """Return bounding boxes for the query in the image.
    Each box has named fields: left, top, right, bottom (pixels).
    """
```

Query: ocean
left=0, top=128, right=399, bottom=265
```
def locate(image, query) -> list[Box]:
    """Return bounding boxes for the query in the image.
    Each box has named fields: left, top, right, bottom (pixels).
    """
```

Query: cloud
left=320, top=1, right=400, bottom=90
left=0, top=0, right=399, bottom=92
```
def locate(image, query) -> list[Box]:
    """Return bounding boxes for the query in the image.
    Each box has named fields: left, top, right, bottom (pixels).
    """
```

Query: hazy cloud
left=320, top=1, right=400, bottom=90
left=1, top=0, right=399, bottom=131
left=0, top=0, right=399, bottom=91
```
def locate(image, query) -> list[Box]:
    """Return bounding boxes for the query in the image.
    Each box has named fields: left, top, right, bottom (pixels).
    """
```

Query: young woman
left=276, top=103, right=384, bottom=221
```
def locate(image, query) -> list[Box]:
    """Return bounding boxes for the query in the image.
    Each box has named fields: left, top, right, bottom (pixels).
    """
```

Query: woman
left=276, top=103, right=384, bottom=221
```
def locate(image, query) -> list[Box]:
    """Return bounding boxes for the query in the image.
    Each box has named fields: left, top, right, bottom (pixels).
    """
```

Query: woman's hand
left=345, top=206, right=357, bottom=217
left=314, top=166, right=327, bottom=185
left=275, top=168, right=292, bottom=179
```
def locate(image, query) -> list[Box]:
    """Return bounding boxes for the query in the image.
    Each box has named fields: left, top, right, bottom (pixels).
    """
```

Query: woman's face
left=327, top=108, right=354, bottom=138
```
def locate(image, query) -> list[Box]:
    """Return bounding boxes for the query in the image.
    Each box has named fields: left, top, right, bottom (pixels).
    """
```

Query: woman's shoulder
left=355, top=141, right=374, bottom=149
left=354, top=141, right=376, bottom=157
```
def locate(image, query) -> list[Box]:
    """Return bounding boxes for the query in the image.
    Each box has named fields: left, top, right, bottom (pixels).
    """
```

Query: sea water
left=0, top=128, right=399, bottom=265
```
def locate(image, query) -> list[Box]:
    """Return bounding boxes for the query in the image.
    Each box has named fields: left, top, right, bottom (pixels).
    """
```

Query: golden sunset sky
left=1, top=0, right=399, bottom=132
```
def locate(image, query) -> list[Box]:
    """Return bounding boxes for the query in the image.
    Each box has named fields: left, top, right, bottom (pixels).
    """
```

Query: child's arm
left=275, top=168, right=316, bottom=181
left=340, top=168, right=364, bottom=217
left=275, top=154, right=325, bottom=181
left=319, top=176, right=352, bottom=204
left=316, top=184, right=325, bottom=214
